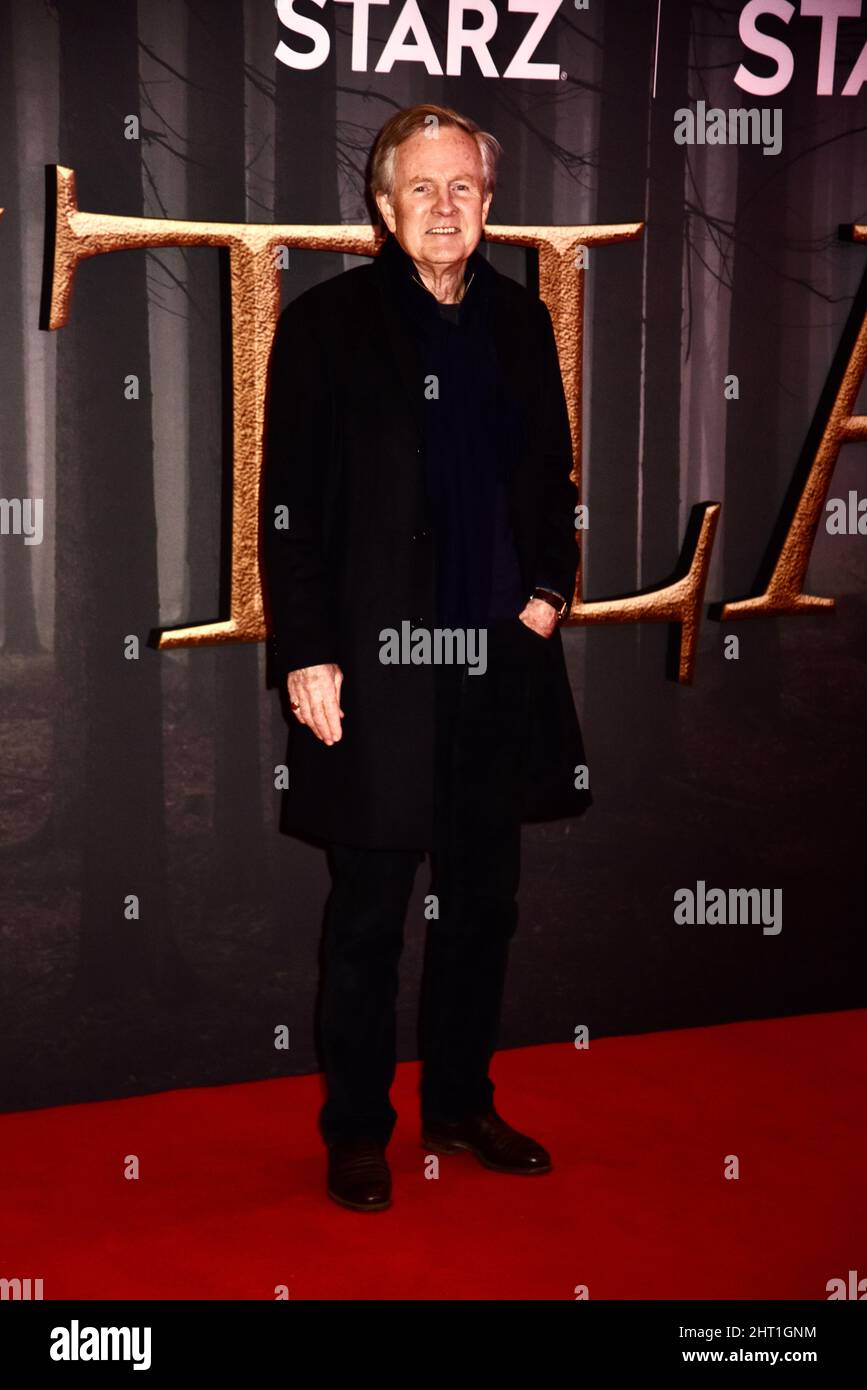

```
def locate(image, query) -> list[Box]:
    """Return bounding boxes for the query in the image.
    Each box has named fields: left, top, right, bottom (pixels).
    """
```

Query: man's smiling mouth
left=426, top=226, right=459, bottom=234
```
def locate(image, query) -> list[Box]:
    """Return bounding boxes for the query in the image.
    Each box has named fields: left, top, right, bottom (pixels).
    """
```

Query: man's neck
left=410, top=258, right=468, bottom=305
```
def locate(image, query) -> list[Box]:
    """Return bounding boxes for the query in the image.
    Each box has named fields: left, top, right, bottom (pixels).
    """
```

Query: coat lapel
left=478, top=254, right=525, bottom=403
left=372, top=246, right=427, bottom=446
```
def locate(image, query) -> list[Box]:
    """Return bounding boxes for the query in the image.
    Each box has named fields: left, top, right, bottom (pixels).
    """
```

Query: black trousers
left=316, top=616, right=547, bottom=1146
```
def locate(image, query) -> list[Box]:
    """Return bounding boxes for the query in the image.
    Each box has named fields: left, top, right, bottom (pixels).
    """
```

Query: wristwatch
left=531, top=587, right=569, bottom=621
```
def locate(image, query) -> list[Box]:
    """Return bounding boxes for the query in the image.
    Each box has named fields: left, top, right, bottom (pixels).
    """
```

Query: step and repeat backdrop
left=1, top=0, right=865, bottom=1109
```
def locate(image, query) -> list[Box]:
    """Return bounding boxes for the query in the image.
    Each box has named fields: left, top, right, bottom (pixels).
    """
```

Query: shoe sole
left=420, top=1136, right=552, bottom=1174
left=327, top=1186, right=392, bottom=1212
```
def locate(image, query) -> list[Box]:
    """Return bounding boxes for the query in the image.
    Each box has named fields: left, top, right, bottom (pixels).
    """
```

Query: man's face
left=375, top=125, right=492, bottom=270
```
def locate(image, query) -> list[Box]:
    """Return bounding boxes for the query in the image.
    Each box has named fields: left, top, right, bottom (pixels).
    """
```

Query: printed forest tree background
left=0, top=0, right=865, bottom=1110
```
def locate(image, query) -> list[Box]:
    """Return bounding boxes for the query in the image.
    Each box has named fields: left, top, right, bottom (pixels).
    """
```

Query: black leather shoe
left=421, top=1107, right=552, bottom=1174
left=326, top=1137, right=392, bottom=1212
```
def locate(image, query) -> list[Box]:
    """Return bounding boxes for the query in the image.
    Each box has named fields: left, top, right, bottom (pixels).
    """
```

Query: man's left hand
left=518, top=596, right=560, bottom=638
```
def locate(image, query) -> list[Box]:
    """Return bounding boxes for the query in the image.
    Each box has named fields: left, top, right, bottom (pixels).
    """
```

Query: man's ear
left=375, top=191, right=397, bottom=234
left=481, top=191, right=493, bottom=227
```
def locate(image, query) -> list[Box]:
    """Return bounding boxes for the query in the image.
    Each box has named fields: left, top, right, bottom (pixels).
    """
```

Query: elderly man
left=262, top=104, right=590, bottom=1213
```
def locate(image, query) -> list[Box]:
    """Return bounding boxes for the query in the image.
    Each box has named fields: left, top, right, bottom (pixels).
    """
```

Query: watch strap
left=531, top=587, right=569, bottom=620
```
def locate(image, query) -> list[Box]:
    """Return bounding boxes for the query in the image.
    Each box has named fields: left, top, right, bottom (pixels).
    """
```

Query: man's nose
left=432, top=186, right=457, bottom=215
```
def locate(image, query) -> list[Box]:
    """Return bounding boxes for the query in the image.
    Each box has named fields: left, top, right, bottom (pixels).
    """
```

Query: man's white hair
left=369, top=104, right=502, bottom=213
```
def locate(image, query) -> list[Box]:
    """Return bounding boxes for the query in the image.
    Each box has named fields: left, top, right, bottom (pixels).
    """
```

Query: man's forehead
left=395, top=129, right=483, bottom=183
left=399, top=162, right=483, bottom=185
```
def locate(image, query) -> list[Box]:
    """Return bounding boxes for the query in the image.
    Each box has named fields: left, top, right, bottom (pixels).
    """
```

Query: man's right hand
left=287, top=663, right=344, bottom=745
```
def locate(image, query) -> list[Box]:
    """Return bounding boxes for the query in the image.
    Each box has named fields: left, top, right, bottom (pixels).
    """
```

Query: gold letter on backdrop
left=47, top=167, right=719, bottom=681
left=47, top=165, right=374, bottom=650
left=721, top=224, right=867, bottom=621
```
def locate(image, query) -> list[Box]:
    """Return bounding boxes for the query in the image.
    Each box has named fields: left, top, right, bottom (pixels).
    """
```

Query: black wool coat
left=261, top=236, right=592, bottom=850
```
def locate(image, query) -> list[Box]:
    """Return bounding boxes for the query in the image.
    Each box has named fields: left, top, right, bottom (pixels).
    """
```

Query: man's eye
left=413, top=184, right=429, bottom=193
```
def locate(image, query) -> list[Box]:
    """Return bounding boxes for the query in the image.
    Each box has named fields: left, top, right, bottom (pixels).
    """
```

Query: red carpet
left=2, top=1010, right=864, bottom=1300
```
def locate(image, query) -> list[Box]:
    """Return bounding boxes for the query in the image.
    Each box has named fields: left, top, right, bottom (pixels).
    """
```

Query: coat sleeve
left=261, top=293, right=340, bottom=678
left=530, top=297, right=581, bottom=606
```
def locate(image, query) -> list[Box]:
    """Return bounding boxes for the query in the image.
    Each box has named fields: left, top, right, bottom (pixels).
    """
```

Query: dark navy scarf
left=377, top=233, right=525, bottom=630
